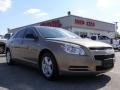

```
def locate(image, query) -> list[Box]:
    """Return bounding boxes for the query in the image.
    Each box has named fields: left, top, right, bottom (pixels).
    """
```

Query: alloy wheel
left=42, top=56, right=53, bottom=78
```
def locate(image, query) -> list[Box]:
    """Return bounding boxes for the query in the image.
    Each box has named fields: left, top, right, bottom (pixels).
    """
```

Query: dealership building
left=8, top=13, right=115, bottom=38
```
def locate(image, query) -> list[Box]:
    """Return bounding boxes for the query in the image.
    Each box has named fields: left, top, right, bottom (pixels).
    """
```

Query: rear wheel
left=40, top=52, right=59, bottom=80
left=6, top=50, right=14, bottom=65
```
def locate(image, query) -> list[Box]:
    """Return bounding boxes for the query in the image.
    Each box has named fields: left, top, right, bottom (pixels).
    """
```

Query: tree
left=115, top=31, right=120, bottom=39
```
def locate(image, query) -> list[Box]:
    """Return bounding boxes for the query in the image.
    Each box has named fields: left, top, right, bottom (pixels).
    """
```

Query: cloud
left=0, top=0, right=11, bottom=12
left=24, top=8, right=48, bottom=18
left=72, top=9, right=96, bottom=19
left=72, top=9, right=87, bottom=16
left=96, top=0, right=119, bottom=11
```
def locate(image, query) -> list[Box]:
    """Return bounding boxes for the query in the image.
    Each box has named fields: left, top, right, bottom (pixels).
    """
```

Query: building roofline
left=10, top=14, right=115, bottom=30
left=70, top=15, right=115, bottom=25
left=10, top=15, right=70, bottom=30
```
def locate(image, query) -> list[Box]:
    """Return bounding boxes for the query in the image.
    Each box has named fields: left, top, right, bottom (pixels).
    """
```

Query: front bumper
left=56, top=48, right=115, bottom=75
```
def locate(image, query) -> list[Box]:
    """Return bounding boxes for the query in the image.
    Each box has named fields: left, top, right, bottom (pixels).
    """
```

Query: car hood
left=46, top=38, right=112, bottom=48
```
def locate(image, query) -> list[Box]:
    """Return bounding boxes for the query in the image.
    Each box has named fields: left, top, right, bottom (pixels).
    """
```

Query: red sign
left=75, top=19, right=85, bottom=25
left=75, top=19, right=95, bottom=27
left=86, top=21, right=95, bottom=27
left=40, top=20, right=62, bottom=27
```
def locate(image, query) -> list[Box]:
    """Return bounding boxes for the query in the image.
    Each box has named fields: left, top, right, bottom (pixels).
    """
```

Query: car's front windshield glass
left=37, top=27, right=80, bottom=39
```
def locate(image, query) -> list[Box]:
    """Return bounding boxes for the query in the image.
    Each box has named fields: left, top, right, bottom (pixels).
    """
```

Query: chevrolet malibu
left=6, top=26, right=115, bottom=80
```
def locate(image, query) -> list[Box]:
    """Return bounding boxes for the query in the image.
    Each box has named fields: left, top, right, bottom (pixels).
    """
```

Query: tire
left=6, top=50, right=14, bottom=65
left=0, top=46, right=5, bottom=54
left=40, top=52, right=59, bottom=80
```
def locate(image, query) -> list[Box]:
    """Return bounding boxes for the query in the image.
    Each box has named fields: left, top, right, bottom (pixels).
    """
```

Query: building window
left=90, top=33, right=100, bottom=36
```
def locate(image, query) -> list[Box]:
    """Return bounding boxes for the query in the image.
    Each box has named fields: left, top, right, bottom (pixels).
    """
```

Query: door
left=10, top=29, right=25, bottom=60
left=22, top=28, right=39, bottom=64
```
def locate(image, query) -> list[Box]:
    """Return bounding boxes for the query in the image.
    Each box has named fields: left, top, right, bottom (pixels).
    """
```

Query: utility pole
left=115, top=22, right=118, bottom=30
left=114, top=22, right=118, bottom=39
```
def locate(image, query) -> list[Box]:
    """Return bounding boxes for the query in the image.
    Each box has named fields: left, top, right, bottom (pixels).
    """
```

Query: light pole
left=114, top=22, right=118, bottom=39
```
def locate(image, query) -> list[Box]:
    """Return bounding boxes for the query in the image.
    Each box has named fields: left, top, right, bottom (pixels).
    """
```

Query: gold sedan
left=6, top=26, right=115, bottom=80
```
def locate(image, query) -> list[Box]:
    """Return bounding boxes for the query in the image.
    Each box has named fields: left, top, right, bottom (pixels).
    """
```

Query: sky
left=0, top=0, right=120, bottom=35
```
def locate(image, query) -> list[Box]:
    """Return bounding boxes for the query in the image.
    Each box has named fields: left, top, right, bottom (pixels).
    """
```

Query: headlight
left=62, top=43, right=86, bottom=55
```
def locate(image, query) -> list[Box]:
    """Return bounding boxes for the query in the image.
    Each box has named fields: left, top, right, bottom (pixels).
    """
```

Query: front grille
left=89, top=47, right=112, bottom=50
left=94, top=54, right=115, bottom=61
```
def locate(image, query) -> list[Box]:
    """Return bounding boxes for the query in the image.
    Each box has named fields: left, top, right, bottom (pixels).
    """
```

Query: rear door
left=10, top=29, right=25, bottom=60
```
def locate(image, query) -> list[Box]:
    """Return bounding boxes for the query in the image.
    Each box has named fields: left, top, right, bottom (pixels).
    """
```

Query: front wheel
left=6, top=50, right=14, bottom=65
left=40, top=52, right=59, bottom=80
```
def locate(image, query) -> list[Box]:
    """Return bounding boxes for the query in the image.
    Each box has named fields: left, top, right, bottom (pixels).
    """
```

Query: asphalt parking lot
left=0, top=52, right=120, bottom=90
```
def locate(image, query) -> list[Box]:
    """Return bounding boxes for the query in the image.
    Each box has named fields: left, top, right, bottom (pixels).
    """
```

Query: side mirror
left=34, top=36, right=39, bottom=41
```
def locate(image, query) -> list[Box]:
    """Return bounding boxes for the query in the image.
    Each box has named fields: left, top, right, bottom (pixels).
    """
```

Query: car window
left=36, top=27, right=80, bottom=39
left=24, top=28, right=37, bottom=39
left=98, top=36, right=104, bottom=40
left=98, top=36, right=110, bottom=40
left=13, top=29, right=25, bottom=39
left=91, top=36, right=96, bottom=40
left=103, top=36, right=110, bottom=40
left=80, top=32, right=87, bottom=38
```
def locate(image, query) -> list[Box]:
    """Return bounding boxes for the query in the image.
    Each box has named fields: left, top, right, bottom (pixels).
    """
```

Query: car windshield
left=36, top=27, right=80, bottom=39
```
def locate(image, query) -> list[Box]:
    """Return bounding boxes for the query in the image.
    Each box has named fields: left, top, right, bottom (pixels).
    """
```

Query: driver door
left=22, top=28, right=39, bottom=64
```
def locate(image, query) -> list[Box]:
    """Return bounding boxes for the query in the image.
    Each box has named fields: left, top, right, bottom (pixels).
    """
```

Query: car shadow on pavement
left=55, top=74, right=111, bottom=90
left=0, top=61, right=111, bottom=90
